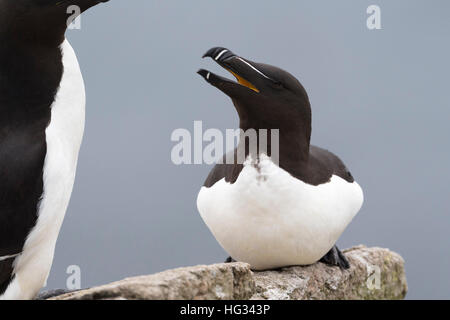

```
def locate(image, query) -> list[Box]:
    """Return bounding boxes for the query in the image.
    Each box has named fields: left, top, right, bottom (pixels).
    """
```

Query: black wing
left=203, top=150, right=244, bottom=188
left=0, top=124, right=48, bottom=294
left=0, top=39, right=58, bottom=295
left=203, top=146, right=355, bottom=188
left=0, top=257, right=16, bottom=294
left=308, top=145, right=355, bottom=183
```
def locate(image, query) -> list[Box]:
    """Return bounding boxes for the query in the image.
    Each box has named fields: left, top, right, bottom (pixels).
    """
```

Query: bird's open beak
left=198, top=47, right=263, bottom=96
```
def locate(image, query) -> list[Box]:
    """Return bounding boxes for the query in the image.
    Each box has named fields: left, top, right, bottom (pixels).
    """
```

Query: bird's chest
left=49, top=40, right=86, bottom=150
left=197, top=156, right=363, bottom=269
left=199, top=156, right=361, bottom=226
left=40, top=39, right=86, bottom=227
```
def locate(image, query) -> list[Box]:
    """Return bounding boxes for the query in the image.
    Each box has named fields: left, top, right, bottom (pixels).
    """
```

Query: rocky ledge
left=50, top=245, right=407, bottom=300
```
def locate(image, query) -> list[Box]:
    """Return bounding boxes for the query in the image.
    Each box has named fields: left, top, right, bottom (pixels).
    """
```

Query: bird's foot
left=225, top=256, right=237, bottom=263
left=320, top=246, right=350, bottom=269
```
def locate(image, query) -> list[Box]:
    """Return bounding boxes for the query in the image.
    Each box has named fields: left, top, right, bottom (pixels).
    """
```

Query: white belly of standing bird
left=197, top=155, right=364, bottom=271
left=1, top=40, right=86, bottom=300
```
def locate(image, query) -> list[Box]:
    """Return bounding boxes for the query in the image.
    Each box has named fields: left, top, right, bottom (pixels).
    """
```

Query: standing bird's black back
left=0, top=0, right=110, bottom=297
left=0, top=1, right=65, bottom=293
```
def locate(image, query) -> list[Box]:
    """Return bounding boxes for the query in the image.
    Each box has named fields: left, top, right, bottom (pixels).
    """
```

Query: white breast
left=197, top=155, right=364, bottom=271
left=1, top=40, right=86, bottom=300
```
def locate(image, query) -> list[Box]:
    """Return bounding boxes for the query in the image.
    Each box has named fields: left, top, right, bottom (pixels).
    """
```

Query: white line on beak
left=236, top=57, right=273, bottom=80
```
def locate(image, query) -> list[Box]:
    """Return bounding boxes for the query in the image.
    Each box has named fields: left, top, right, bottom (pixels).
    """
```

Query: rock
left=50, top=246, right=407, bottom=300
left=50, top=263, right=255, bottom=300
left=252, top=246, right=407, bottom=300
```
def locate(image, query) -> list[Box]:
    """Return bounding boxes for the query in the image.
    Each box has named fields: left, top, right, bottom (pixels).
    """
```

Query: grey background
left=46, top=0, right=449, bottom=299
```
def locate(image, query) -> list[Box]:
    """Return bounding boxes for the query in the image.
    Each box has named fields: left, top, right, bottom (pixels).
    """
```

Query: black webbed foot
left=225, top=256, right=237, bottom=263
left=320, top=246, right=350, bottom=269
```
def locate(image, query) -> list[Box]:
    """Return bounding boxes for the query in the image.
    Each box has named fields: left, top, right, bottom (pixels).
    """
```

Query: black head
left=198, top=47, right=312, bottom=142
left=0, top=0, right=109, bottom=45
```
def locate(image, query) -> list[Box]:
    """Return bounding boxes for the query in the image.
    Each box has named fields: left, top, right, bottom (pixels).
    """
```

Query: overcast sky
left=45, top=0, right=450, bottom=299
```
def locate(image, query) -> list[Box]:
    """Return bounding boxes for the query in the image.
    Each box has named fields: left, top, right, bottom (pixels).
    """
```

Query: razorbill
left=0, top=0, right=109, bottom=300
left=197, top=47, right=364, bottom=271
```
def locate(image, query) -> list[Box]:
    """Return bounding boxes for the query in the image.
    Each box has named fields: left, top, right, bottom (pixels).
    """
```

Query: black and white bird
left=0, top=0, right=109, bottom=299
left=197, top=47, right=364, bottom=270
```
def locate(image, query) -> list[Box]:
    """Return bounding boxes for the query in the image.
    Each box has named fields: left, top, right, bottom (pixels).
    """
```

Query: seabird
left=0, top=0, right=109, bottom=300
left=197, top=47, right=364, bottom=271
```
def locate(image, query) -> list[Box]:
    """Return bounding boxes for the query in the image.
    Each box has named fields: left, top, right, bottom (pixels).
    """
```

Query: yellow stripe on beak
left=227, top=69, right=260, bottom=93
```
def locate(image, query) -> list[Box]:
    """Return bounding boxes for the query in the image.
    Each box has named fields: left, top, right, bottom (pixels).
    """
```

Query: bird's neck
left=238, top=119, right=312, bottom=165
